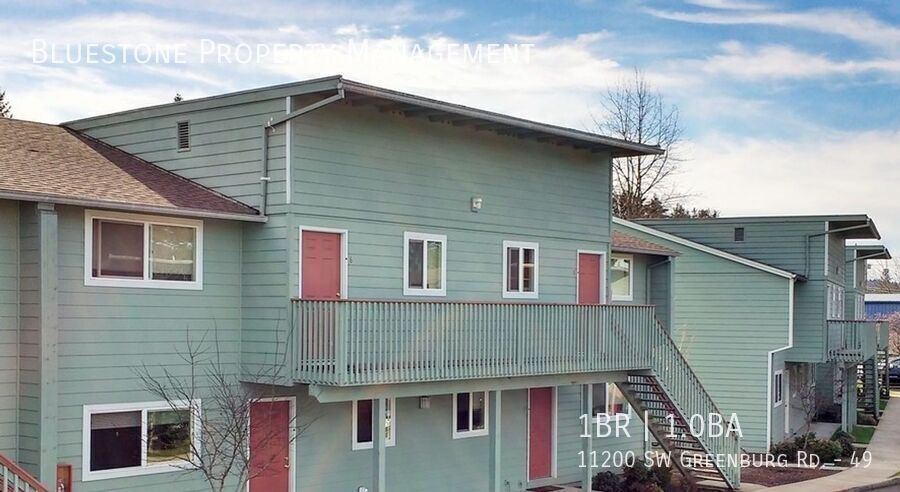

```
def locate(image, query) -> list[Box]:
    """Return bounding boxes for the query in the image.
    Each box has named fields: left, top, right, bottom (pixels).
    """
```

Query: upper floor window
left=83, top=400, right=200, bottom=481
left=503, top=241, right=538, bottom=299
left=403, top=232, right=446, bottom=296
left=453, top=391, right=488, bottom=438
left=85, top=210, right=202, bottom=290
left=352, top=398, right=395, bottom=450
left=826, top=283, right=845, bottom=320
left=590, top=383, right=631, bottom=421
left=610, top=254, right=633, bottom=302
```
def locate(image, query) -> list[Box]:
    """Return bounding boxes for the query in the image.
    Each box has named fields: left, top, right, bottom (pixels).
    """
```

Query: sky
left=2, top=0, right=899, bottom=264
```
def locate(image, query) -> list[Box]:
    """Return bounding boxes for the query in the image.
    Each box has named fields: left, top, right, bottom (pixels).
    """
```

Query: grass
left=852, top=425, right=876, bottom=444
left=881, top=399, right=888, bottom=411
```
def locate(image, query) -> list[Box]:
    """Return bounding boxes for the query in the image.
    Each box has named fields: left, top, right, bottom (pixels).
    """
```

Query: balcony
left=293, top=299, right=662, bottom=386
left=826, top=320, right=881, bottom=363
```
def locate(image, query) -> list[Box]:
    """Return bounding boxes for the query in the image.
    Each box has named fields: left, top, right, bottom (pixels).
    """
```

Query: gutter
left=0, top=190, right=266, bottom=223
left=259, top=85, right=346, bottom=215
left=805, top=221, right=876, bottom=279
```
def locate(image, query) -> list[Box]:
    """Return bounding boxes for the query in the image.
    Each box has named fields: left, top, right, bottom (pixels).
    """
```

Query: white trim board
left=502, top=240, right=539, bottom=299
left=609, top=253, right=634, bottom=302
left=614, top=218, right=797, bottom=280
left=866, top=294, right=900, bottom=302
left=351, top=398, right=397, bottom=451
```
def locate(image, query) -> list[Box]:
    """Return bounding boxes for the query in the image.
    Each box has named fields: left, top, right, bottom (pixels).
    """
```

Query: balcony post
left=489, top=390, right=502, bottom=492
left=372, top=397, right=387, bottom=491
left=581, top=383, right=593, bottom=491
left=335, top=302, right=347, bottom=385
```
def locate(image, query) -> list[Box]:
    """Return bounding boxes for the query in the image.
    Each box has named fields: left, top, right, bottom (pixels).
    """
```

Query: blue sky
left=2, top=0, right=900, bottom=259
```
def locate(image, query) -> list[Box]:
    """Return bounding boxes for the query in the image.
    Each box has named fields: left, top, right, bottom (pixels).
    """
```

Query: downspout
left=259, top=84, right=346, bottom=216
left=804, top=221, right=875, bottom=279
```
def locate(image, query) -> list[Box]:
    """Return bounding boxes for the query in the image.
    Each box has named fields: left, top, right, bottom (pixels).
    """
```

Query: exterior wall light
left=471, top=196, right=483, bottom=212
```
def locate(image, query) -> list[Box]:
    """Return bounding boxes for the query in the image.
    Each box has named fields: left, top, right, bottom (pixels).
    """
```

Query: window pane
left=90, top=411, right=141, bottom=471
left=591, top=383, right=607, bottom=416
left=384, top=399, right=393, bottom=441
left=357, top=399, right=373, bottom=444
left=456, top=393, right=470, bottom=432
left=507, top=248, right=520, bottom=292
left=522, top=248, right=535, bottom=292
left=471, top=392, right=485, bottom=431
left=150, top=225, right=196, bottom=281
left=94, top=220, right=144, bottom=279
left=147, top=409, right=192, bottom=463
left=607, top=385, right=627, bottom=415
left=426, top=241, right=442, bottom=289
left=408, top=240, right=424, bottom=288
left=610, top=257, right=631, bottom=297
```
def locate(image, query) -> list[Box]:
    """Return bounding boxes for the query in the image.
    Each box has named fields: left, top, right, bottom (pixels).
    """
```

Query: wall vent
left=734, top=227, right=745, bottom=242
left=176, top=121, right=190, bottom=151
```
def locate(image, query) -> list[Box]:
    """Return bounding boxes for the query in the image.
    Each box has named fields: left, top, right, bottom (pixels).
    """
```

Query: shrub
left=629, top=484, right=664, bottom=492
left=830, top=429, right=855, bottom=457
left=807, top=439, right=842, bottom=463
left=793, top=432, right=817, bottom=450
left=621, top=461, right=672, bottom=490
left=593, top=471, right=623, bottom=492
left=858, top=414, right=878, bottom=426
left=771, top=440, right=798, bottom=461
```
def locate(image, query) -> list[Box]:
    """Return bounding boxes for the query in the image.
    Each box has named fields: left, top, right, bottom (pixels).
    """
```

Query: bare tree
left=135, top=324, right=313, bottom=492
left=790, top=365, right=823, bottom=436
left=0, top=88, right=11, bottom=118
left=593, top=69, right=684, bottom=219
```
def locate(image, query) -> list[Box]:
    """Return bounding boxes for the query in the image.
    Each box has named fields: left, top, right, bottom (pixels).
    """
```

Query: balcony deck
left=826, top=320, right=881, bottom=363
left=292, top=299, right=664, bottom=386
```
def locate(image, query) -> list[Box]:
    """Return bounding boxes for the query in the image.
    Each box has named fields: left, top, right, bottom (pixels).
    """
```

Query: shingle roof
left=0, top=118, right=261, bottom=220
left=612, top=230, right=679, bottom=257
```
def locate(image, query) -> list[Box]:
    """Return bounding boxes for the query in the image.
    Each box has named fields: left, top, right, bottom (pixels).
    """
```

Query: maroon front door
left=528, top=387, right=554, bottom=480
left=249, top=400, right=291, bottom=492
left=578, top=253, right=603, bottom=304
left=302, top=231, right=342, bottom=299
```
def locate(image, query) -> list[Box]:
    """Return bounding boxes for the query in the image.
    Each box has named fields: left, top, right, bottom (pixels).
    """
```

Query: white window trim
left=773, top=371, right=784, bottom=407
left=402, top=232, right=447, bottom=296
left=82, top=400, right=201, bottom=482
left=84, top=210, right=203, bottom=290
left=351, top=398, right=396, bottom=450
left=452, top=392, right=489, bottom=439
left=587, top=383, right=632, bottom=423
left=610, top=253, right=634, bottom=302
left=502, top=240, right=539, bottom=299
left=297, top=226, right=349, bottom=299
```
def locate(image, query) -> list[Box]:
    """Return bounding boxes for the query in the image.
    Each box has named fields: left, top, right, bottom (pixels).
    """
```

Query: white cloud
left=683, top=0, right=768, bottom=11
left=680, top=129, right=900, bottom=252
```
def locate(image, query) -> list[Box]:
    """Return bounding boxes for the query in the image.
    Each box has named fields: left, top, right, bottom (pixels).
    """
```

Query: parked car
left=890, top=359, right=900, bottom=386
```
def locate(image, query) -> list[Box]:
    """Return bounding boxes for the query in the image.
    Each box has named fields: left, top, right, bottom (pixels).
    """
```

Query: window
left=502, top=241, right=538, bottom=299
left=85, top=210, right=202, bottom=290
left=82, top=401, right=199, bottom=481
left=773, top=371, right=784, bottom=406
left=453, top=392, right=488, bottom=438
left=826, top=283, right=845, bottom=320
left=352, top=398, right=395, bottom=450
left=403, top=232, right=446, bottom=296
left=590, top=383, right=631, bottom=421
left=176, top=121, right=190, bottom=151
left=734, top=227, right=745, bottom=242
left=610, top=254, right=633, bottom=302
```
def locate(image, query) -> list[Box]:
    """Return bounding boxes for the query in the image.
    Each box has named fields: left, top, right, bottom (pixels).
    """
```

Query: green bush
left=793, top=432, right=817, bottom=450
left=807, top=439, right=843, bottom=463
left=621, top=461, right=672, bottom=490
left=830, top=430, right=855, bottom=458
left=592, top=471, right=623, bottom=492
left=771, top=440, right=798, bottom=461
left=858, top=414, right=878, bottom=426
left=629, top=484, right=664, bottom=492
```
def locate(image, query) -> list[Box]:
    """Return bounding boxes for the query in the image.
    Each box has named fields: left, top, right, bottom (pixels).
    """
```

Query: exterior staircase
left=858, top=359, right=880, bottom=417
left=0, top=454, right=48, bottom=492
left=614, top=320, right=741, bottom=490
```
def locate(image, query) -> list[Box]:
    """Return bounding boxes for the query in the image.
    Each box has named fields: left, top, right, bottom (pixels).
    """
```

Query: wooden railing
left=827, top=320, right=879, bottom=362
left=0, top=454, right=48, bottom=492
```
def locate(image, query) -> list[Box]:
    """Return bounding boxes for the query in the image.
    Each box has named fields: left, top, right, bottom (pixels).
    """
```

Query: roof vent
left=176, top=121, right=190, bottom=151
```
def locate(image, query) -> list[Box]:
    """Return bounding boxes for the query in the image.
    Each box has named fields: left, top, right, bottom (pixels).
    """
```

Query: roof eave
left=611, top=246, right=680, bottom=257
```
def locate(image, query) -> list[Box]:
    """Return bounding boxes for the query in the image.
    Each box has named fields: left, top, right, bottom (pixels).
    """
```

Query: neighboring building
left=637, top=216, right=886, bottom=435
left=0, top=78, right=741, bottom=492
left=614, top=219, right=797, bottom=453
left=866, top=293, right=900, bottom=319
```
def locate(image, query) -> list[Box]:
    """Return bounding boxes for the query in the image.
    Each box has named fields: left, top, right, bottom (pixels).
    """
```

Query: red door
left=249, top=400, right=291, bottom=492
left=578, top=253, right=603, bottom=304
left=302, top=231, right=342, bottom=299
left=528, top=387, right=554, bottom=480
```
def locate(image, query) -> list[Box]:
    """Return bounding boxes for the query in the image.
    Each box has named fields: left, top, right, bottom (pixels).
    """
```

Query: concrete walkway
left=766, top=397, right=900, bottom=491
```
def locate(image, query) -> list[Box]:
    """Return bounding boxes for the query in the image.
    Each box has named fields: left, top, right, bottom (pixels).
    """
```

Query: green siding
left=17, top=203, right=40, bottom=472
left=0, top=200, right=18, bottom=457
left=826, top=232, right=846, bottom=286
left=615, top=222, right=791, bottom=451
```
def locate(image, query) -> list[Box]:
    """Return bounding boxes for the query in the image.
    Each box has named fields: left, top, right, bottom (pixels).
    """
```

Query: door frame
left=247, top=396, right=297, bottom=492
left=576, top=250, right=608, bottom=304
left=526, top=387, right=558, bottom=483
left=298, top=226, right=349, bottom=299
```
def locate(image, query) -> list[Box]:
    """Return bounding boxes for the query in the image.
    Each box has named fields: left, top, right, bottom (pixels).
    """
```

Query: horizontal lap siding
left=614, top=224, right=791, bottom=452
left=0, top=201, right=18, bottom=457
left=54, top=205, right=243, bottom=491
left=17, top=204, right=39, bottom=471
left=290, top=102, right=612, bottom=302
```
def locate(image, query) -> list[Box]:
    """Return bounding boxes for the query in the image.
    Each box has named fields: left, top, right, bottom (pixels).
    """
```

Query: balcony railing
left=294, top=300, right=659, bottom=385
left=878, top=321, right=890, bottom=351
left=827, top=320, right=880, bottom=362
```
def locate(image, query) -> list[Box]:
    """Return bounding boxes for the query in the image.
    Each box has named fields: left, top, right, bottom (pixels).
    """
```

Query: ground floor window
left=453, top=392, right=488, bottom=438
left=773, top=370, right=784, bottom=406
left=352, top=398, right=396, bottom=450
left=82, top=401, right=199, bottom=481
left=590, top=383, right=631, bottom=420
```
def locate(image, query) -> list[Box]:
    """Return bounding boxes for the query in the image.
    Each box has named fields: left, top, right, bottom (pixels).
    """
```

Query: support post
left=373, top=398, right=386, bottom=492
left=37, top=202, right=58, bottom=482
left=489, top=390, right=502, bottom=492
left=581, top=384, right=593, bottom=491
